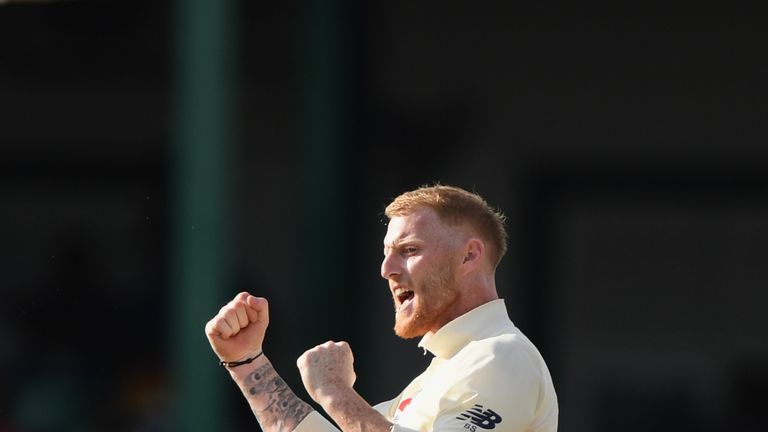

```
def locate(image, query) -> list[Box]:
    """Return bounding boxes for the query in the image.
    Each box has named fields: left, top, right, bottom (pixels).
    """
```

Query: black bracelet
left=219, top=351, right=263, bottom=368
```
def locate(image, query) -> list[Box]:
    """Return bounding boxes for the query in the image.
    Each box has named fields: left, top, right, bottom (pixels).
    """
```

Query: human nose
left=380, top=251, right=401, bottom=280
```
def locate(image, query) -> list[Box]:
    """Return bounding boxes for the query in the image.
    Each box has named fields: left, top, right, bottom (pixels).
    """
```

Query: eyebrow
left=383, top=237, right=420, bottom=253
left=382, top=241, right=397, bottom=254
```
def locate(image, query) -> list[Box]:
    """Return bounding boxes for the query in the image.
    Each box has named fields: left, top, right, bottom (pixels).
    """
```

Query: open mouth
left=395, top=289, right=415, bottom=311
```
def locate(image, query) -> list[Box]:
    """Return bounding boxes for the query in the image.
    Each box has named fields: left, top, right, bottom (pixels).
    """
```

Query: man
left=205, top=185, right=558, bottom=432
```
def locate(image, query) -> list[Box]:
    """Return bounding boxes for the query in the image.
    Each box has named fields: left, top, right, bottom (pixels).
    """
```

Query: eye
left=403, top=246, right=419, bottom=255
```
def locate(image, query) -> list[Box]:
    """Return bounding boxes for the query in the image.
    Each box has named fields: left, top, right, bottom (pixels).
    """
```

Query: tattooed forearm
left=243, top=362, right=313, bottom=432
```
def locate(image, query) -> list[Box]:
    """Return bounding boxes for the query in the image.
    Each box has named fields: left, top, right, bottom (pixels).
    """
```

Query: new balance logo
left=456, top=404, right=503, bottom=430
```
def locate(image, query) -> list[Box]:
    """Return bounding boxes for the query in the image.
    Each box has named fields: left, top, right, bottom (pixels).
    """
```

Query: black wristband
left=219, top=351, right=263, bottom=368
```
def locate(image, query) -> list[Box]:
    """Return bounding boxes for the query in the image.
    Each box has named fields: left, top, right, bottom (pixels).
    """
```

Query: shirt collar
left=418, top=299, right=511, bottom=359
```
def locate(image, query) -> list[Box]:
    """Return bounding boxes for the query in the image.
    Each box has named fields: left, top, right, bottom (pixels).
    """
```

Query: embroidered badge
left=456, top=404, right=503, bottom=430
left=393, top=396, right=414, bottom=423
left=398, top=397, right=413, bottom=412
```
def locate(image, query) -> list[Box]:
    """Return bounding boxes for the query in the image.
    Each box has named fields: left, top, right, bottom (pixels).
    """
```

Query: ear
left=460, top=238, right=485, bottom=271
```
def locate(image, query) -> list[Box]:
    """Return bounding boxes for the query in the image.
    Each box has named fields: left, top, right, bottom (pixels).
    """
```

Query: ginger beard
left=393, top=257, right=460, bottom=339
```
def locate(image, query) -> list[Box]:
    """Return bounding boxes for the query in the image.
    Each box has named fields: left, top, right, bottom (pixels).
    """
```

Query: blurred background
left=2, top=1, right=767, bottom=431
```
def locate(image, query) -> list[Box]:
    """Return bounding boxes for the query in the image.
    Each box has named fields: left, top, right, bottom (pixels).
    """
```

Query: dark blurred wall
left=1, top=1, right=767, bottom=431
left=0, top=2, right=172, bottom=431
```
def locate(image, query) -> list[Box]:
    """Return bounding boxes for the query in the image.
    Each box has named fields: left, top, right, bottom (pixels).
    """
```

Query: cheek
left=405, top=256, right=426, bottom=280
left=409, top=252, right=451, bottom=275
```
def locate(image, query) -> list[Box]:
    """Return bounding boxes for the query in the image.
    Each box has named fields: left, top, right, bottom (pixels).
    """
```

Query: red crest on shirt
left=398, top=397, right=413, bottom=412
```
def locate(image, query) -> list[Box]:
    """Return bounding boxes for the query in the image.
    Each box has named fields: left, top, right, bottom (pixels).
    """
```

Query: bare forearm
left=316, top=385, right=393, bottom=432
left=228, top=354, right=314, bottom=432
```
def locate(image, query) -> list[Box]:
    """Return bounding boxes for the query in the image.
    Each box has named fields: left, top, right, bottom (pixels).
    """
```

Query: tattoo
left=245, top=363, right=313, bottom=431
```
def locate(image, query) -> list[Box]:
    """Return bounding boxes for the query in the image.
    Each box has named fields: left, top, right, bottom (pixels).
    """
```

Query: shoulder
left=456, top=326, right=547, bottom=379
left=428, top=331, right=553, bottom=432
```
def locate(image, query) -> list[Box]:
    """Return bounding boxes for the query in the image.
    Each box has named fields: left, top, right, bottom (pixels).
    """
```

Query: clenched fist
left=205, top=292, right=269, bottom=362
left=297, top=341, right=357, bottom=404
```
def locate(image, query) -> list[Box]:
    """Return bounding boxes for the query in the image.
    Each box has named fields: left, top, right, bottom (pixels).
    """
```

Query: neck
left=429, top=273, right=498, bottom=334
left=463, top=267, right=498, bottom=306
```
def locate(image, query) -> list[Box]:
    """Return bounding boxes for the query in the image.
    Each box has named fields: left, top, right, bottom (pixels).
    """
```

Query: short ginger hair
left=385, top=185, right=508, bottom=267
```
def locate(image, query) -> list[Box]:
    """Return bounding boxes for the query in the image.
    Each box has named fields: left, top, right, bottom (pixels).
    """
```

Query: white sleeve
left=431, top=348, right=541, bottom=432
left=395, top=341, right=544, bottom=432
left=293, top=399, right=400, bottom=432
left=373, top=398, right=397, bottom=420
left=293, top=411, right=339, bottom=432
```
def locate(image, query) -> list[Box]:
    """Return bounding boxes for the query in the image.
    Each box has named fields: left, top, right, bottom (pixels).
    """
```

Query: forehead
left=383, top=207, right=448, bottom=245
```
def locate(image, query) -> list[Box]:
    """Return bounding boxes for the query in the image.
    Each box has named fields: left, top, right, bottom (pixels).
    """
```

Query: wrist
left=313, top=380, right=352, bottom=407
left=234, top=348, right=263, bottom=363
left=224, top=351, right=269, bottom=381
left=219, top=348, right=263, bottom=364
left=220, top=350, right=263, bottom=368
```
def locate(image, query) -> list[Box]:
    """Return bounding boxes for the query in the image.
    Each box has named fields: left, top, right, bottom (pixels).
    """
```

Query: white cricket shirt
left=295, top=299, right=558, bottom=432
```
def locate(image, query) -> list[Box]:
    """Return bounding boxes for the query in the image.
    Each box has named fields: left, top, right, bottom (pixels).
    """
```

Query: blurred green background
left=2, top=1, right=768, bottom=431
